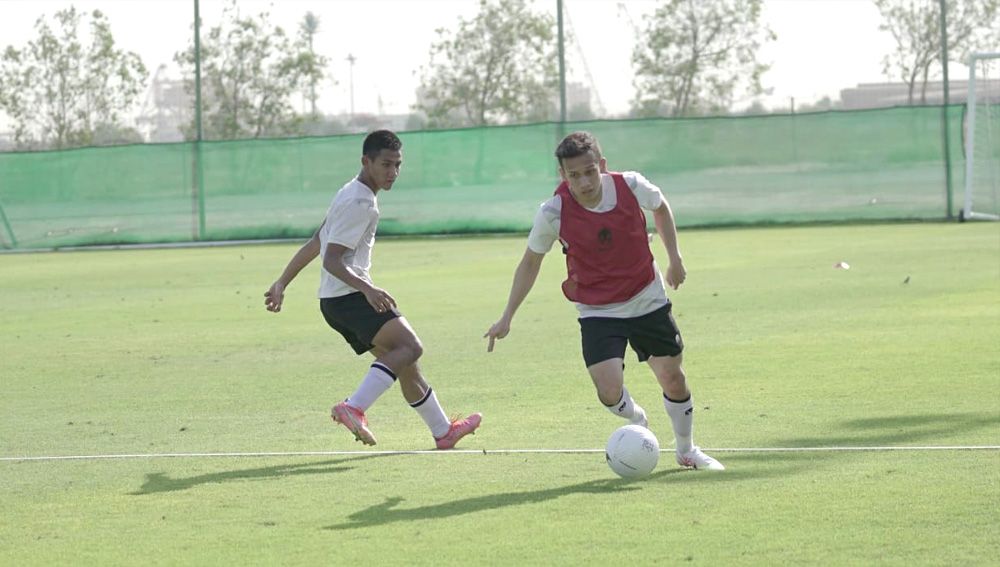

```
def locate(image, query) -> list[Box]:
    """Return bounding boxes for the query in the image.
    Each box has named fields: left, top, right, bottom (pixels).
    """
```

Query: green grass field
left=1, top=223, right=998, bottom=565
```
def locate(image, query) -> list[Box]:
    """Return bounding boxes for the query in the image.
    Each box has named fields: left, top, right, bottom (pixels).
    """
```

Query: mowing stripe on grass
left=2, top=445, right=999, bottom=462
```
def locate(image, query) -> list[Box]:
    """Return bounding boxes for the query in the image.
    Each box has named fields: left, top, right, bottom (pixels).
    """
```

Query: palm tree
left=300, top=12, right=321, bottom=116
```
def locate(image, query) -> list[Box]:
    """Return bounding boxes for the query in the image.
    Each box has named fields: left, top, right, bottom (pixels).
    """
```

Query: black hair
left=555, top=131, right=602, bottom=166
left=362, top=129, right=402, bottom=159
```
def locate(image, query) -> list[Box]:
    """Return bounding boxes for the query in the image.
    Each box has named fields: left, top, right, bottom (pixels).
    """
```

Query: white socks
left=345, top=362, right=450, bottom=438
left=605, top=386, right=640, bottom=421
left=345, top=362, right=396, bottom=411
left=409, top=387, right=451, bottom=438
left=664, top=394, right=694, bottom=454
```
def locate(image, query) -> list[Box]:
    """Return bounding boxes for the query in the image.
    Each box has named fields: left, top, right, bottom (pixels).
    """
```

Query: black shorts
left=320, top=292, right=401, bottom=355
left=578, top=303, right=683, bottom=367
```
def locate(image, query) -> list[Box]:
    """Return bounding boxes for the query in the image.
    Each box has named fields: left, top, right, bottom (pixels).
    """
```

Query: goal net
left=963, top=52, right=1000, bottom=221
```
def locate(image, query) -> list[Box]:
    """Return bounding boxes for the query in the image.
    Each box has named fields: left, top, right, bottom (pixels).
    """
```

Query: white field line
left=2, top=445, right=999, bottom=462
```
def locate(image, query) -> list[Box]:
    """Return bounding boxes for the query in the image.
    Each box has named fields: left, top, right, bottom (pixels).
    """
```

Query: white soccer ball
left=605, top=424, right=660, bottom=478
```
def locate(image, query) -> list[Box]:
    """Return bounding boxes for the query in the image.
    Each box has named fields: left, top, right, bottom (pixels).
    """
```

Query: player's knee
left=595, top=383, right=622, bottom=406
left=667, top=367, right=686, bottom=385
left=403, top=337, right=424, bottom=364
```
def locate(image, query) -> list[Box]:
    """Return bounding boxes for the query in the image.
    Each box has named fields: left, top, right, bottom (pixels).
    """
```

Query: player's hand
left=362, top=286, right=397, bottom=313
left=264, top=281, right=286, bottom=312
left=665, top=260, right=686, bottom=290
left=484, top=318, right=511, bottom=352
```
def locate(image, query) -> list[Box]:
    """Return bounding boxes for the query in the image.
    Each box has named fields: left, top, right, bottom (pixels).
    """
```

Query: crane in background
left=562, top=1, right=607, bottom=117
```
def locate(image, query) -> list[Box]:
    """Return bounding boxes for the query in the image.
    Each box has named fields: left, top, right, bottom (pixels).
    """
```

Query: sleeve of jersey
left=324, top=198, right=372, bottom=250
left=623, top=171, right=666, bottom=211
left=526, top=200, right=560, bottom=254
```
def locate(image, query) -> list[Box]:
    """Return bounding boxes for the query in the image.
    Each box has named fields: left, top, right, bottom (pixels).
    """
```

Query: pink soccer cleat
left=331, top=401, right=377, bottom=446
left=434, top=413, right=483, bottom=450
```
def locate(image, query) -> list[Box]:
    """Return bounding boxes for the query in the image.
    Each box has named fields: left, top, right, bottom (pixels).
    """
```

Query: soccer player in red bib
left=485, top=131, right=723, bottom=470
left=265, top=130, right=481, bottom=450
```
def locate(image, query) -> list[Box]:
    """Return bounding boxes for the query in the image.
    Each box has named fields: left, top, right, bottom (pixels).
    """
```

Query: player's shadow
left=324, top=476, right=645, bottom=530
left=323, top=450, right=824, bottom=530
left=131, top=455, right=386, bottom=495
left=656, top=451, right=817, bottom=484
left=775, top=412, right=999, bottom=447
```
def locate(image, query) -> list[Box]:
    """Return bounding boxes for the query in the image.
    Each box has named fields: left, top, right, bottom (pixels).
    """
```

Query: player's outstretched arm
left=485, top=248, right=545, bottom=352
left=265, top=223, right=323, bottom=313
left=652, top=198, right=686, bottom=290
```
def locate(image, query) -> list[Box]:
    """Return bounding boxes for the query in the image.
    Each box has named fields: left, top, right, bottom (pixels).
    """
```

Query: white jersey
left=527, top=171, right=670, bottom=319
left=318, top=177, right=379, bottom=298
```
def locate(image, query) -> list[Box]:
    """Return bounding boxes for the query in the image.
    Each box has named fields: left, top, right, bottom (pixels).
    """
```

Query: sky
left=0, top=0, right=963, bottom=123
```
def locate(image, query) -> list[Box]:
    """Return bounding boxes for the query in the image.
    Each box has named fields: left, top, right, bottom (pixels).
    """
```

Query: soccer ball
left=605, top=424, right=659, bottom=478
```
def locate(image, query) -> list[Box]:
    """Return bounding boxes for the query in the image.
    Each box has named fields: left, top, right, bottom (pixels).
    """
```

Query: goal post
left=962, top=52, right=1000, bottom=221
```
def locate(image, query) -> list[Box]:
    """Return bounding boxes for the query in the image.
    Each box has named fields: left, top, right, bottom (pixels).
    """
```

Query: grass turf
left=1, top=222, right=998, bottom=564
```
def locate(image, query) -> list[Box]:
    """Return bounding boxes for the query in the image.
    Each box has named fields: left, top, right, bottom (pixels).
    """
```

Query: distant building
left=137, top=65, right=193, bottom=143
left=563, top=82, right=597, bottom=120
left=840, top=79, right=1000, bottom=110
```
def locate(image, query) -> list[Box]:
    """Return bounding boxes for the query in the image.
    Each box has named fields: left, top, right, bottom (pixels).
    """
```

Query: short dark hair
left=555, top=131, right=602, bottom=166
left=362, top=129, right=402, bottom=159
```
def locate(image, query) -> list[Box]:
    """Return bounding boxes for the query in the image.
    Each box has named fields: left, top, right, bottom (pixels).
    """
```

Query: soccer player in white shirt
left=265, top=130, right=481, bottom=449
left=485, top=131, right=723, bottom=470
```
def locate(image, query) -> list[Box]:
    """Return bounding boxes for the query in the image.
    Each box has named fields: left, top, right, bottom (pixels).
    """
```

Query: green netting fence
left=0, top=106, right=968, bottom=249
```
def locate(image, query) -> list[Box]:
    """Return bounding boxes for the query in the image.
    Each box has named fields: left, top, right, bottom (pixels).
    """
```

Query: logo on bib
left=597, top=227, right=612, bottom=249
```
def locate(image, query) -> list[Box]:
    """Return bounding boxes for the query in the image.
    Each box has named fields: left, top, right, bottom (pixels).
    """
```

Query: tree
left=416, top=0, right=559, bottom=128
left=740, top=100, right=769, bottom=116
left=631, top=0, right=774, bottom=118
left=299, top=11, right=322, bottom=117
left=875, top=0, right=1000, bottom=105
left=174, top=1, right=328, bottom=140
left=0, top=7, right=147, bottom=149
